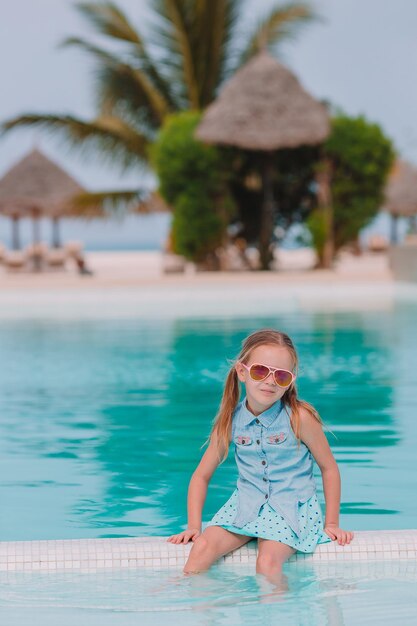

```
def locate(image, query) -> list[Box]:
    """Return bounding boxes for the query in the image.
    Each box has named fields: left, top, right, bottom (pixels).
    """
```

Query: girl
left=167, top=329, right=354, bottom=582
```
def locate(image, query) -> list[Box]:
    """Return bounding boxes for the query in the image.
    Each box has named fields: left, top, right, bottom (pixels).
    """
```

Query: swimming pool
left=1, top=560, right=417, bottom=625
left=0, top=303, right=416, bottom=540
left=0, top=290, right=416, bottom=621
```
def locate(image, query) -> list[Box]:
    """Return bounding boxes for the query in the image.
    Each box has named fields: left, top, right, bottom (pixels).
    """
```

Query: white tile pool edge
left=1, top=530, right=416, bottom=572
left=0, top=282, right=417, bottom=320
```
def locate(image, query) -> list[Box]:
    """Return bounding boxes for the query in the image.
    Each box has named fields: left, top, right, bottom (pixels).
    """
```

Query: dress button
left=261, top=460, right=266, bottom=465
left=255, top=419, right=260, bottom=424
left=256, top=439, right=260, bottom=444
left=263, top=477, right=267, bottom=482
left=265, top=494, right=268, bottom=499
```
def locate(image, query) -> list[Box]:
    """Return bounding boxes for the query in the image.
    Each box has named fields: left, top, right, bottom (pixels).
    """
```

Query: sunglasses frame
left=240, top=362, right=296, bottom=388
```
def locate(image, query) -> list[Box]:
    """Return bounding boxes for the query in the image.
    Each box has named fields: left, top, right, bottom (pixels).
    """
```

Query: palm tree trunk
left=259, top=152, right=276, bottom=270
left=316, top=158, right=334, bottom=269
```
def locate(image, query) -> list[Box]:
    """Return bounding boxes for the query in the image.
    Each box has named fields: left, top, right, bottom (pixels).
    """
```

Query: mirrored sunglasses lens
left=274, top=370, right=293, bottom=387
left=250, top=364, right=270, bottom=381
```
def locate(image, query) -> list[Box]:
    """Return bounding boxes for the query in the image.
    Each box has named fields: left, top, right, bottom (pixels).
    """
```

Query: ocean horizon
left=0, top=210, right=407, bottom=253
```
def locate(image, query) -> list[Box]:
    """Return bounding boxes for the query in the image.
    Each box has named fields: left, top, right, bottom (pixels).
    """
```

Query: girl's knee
left=188, top=534, right=209, bottom=556
left=184, top=535, right=213, bottom=566
left=183, top=535, right=214, bottom=574
left=256, top=549, right=291, bottom=571
left=256, top=553, right=280, bottom=570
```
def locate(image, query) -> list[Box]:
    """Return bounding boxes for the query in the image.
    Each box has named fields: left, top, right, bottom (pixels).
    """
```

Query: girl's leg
left=183, top=526, right=253, bottom=574
left=256, top=538, right=296, bottom=587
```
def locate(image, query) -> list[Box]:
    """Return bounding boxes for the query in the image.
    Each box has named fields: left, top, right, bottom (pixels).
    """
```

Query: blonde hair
left=202, top=328, right=326, bottom=463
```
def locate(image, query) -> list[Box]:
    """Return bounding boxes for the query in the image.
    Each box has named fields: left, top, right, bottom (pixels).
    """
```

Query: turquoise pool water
left=1, top=562, right=417, bottom=625
left=0, top=304, right=416, bottom=541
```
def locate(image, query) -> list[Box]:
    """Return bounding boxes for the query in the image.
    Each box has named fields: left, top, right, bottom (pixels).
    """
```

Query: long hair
left=202, top=328, right=326, bottom=463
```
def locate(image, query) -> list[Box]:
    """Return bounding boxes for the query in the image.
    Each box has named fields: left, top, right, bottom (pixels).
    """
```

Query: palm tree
left=0, top=1, right=319, bottom=211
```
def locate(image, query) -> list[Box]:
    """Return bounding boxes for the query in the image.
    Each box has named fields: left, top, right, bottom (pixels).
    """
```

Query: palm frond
left=1, top=114, right=150, bottom=172
left=61, top=37, right=172, bottom=123
left=75, top=1, right=142, bottom=43
left=237, top=2, right=321, bottom=67
left=59, top=35, right=120, bottom=63
left=149, top=0, right=199, bottom=108
left=71, top=188, right=147, bottom=217
left=74, top=2, right=178, bottom=109
left=193, top=0, right=240, bottom=105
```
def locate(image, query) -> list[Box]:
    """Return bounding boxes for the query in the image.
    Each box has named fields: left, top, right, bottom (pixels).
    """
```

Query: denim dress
left=206, top=397, right=331, bottom=553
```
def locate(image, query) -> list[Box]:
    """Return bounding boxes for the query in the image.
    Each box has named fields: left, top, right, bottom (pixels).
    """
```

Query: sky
left=0, top=0, right=416, bottom=248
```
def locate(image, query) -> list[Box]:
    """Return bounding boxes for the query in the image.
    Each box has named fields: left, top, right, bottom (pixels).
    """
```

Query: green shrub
left=324, top=114, right=395, bottom=250
left=151, top=111, right=235, bottom=262
left=171, top=189, right=225, bottom=261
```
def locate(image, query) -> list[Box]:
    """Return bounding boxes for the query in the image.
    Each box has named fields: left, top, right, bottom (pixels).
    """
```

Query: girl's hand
left=324, top=524, right=354, bottom=546
left=166, top=528, right=201, bottom=544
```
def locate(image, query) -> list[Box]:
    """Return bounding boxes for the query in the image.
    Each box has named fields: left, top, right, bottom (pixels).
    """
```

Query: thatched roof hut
left=0, top=148, right=85, bottom=218
left=195, top=51, right=330, bottom=269
left=383, top=159, right=417, bottom=244
left=0, top=148, right=88, bottom=249
left=383, top=159, right=417, bottom=217
left=195, top=51, right=330, bottom=150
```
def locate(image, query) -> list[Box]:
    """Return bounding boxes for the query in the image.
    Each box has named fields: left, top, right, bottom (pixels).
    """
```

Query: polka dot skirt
left=205, top=488, right=332, bottom=553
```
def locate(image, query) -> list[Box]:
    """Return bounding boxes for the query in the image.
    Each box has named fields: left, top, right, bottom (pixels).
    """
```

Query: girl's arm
left=297, top=407, right=354, bottom=546
left=167, top=431, right=228, bottom=543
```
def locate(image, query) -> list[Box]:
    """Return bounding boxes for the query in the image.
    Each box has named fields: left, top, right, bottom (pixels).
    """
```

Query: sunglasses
left=240, top=362, right=296, bottom=388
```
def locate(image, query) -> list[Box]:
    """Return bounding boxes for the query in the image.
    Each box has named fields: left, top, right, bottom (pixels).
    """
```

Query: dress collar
left=239, top=395, right=283, bottom=428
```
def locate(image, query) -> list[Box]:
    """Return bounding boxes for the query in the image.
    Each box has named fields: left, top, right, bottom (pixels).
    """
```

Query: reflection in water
left=0, top=305, right=416, bottom=540
left=159, top=313, right=398, bottom=534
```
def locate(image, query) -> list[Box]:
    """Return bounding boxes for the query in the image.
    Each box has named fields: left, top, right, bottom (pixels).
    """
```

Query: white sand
left=0, top=248, right=392, bottom=289
left=1, top=248, right=413, bottom=320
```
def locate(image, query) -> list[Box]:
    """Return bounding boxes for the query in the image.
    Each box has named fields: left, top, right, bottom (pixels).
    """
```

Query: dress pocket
left=235, top=435, right=253, bottom=445
left=266, top=432, right=287, bottom=444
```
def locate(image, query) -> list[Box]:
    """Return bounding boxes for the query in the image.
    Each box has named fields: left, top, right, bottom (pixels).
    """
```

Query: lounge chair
left=4, top=250, right=27, bottom=271
left=65, top=240, right=83, bottom=259
left=46, top=248, right=67, bottom=270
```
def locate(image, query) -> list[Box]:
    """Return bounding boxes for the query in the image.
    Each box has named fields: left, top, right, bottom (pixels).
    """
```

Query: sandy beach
left=0, top=247, right=392, bottom=290
left=1, top=247, right=413, bottom=320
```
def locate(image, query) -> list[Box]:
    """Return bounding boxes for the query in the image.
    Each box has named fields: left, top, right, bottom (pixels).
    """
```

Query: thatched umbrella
left=383, top=159, right=417, bottom=243
left=0, top=148, right=86, bottom=251
left=195, top=51, right=330, bottom=269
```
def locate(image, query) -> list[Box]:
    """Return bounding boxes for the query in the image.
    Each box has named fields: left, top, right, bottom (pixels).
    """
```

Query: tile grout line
left=0, top=530, right=416, bottom=572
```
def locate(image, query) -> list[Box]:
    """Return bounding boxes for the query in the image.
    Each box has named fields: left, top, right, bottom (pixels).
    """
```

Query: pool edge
left=1, top=530, right=416, bottom=572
